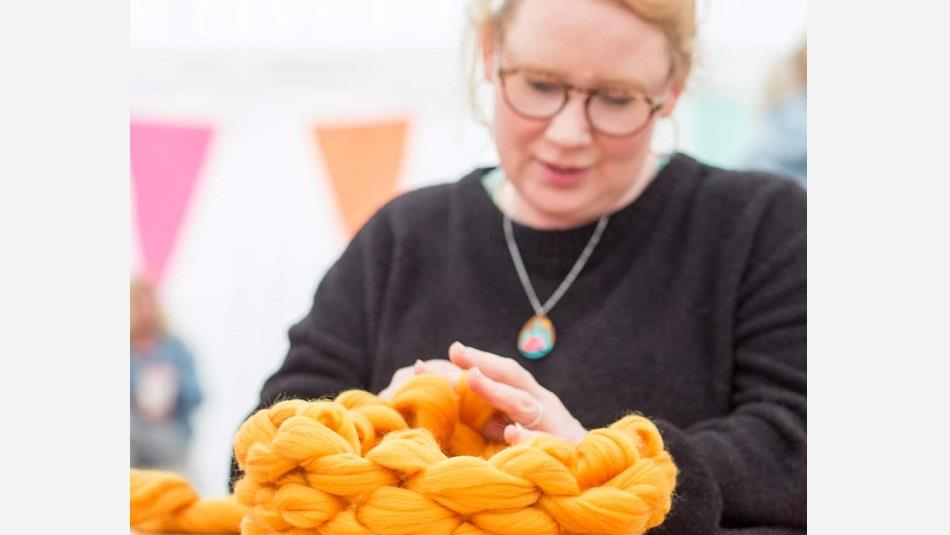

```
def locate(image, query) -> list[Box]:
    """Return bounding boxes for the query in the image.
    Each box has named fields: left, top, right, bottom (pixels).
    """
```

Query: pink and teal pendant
left=517, top=314, right=556, bottom=359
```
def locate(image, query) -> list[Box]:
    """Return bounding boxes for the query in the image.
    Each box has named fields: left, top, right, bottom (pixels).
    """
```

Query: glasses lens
left=588, top=92, right=652, bottom=136
left=501, top=70, right=658, bottom=136
left=502, top=71, right=566, bottom=119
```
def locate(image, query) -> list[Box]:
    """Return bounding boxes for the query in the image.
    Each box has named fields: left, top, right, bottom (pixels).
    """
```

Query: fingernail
left=450, top=341, right=465, bottom=352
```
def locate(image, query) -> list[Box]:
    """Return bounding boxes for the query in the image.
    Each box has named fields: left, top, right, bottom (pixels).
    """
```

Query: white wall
left=130, top=0, right=806, bottom=496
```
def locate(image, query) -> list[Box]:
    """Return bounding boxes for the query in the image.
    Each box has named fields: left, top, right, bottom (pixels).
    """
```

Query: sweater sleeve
left=653, top=180, right=807, bottom=533
left=262, top=210, right=396, bottom=404
left=229, top=206, right=396, bottom=488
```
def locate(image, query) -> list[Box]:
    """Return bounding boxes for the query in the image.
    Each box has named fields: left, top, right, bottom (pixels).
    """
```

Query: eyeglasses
left=496, top=54, right=672, bottom=138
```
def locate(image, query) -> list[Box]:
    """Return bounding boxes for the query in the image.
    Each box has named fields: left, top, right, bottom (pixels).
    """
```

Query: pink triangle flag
left=130, top=120, right=213, bottom=285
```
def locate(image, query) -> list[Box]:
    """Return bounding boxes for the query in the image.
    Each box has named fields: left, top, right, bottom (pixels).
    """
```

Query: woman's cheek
left=495, top=112, right=538, bottom=176
left=600, top=131, right=652, bottom=179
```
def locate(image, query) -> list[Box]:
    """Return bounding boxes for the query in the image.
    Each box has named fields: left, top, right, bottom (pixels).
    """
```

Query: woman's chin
left=523, top=193, right=599, bottom=229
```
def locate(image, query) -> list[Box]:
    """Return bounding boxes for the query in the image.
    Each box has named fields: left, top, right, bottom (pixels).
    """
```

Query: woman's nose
left=543, top=91, right=593, bottom=148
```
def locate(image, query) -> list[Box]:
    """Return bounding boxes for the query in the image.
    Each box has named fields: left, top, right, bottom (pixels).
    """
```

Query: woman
left=131, top=276, right=204, bottom=469
left=237, top=0, right=806, bottom=532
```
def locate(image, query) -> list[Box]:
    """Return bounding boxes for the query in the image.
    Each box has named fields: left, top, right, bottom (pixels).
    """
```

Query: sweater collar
left=462, top=153, right=694, bottom=259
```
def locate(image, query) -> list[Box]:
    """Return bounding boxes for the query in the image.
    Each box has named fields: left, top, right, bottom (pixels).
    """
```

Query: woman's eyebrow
left=597, top=76, right=651, bottom=93
left=518, top=63, right=651, bottom=92
left=504, top=50, right=656, bottom=92
left=516, top=64, right=567, bottom=79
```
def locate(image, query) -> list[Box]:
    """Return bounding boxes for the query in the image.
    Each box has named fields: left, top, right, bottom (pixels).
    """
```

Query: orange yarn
left=131, top=374, right=677, bottom=534
left=131, top=469, right=247, bottom=532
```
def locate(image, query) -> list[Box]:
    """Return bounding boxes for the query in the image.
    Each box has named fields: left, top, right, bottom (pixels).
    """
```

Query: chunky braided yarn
left=132, top=374, right=677, bottom=534
left=131, top=469, right=247, bottom=532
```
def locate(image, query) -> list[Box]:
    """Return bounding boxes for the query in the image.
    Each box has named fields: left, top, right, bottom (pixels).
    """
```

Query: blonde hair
left=464, top=0, right=697, bottom=121
left=131, top=374, right=678, bottom=534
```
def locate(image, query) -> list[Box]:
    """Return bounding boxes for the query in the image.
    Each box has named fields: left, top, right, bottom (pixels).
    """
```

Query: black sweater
left=237, top=153, right=806, bottom=533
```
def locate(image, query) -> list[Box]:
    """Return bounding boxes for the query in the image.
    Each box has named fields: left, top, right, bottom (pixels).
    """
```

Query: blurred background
left=129, top=0, right=806, bottom=496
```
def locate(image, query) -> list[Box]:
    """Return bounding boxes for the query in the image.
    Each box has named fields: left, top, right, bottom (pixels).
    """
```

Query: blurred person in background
left=739, top=38, right=807, bottom=186
left=131, top=276, right=203, bottom=470
left=235, top=0, right=805, bottom=532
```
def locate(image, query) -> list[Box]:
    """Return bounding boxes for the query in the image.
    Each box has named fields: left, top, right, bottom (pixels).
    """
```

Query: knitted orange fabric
left=131, top=374, right=677, bottom=534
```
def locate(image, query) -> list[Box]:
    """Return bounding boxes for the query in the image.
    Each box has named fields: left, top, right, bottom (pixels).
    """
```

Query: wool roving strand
left=131, top=469, right=247, bottom=532
left=131, top=374, right=677, bottom=534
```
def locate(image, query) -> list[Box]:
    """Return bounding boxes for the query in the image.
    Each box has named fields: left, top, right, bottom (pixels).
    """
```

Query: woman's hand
left=377, top=358, right=465, bottom=401
left=377, top=342, right=588, bottom=445
left=448, top=341, right=588, bottom=445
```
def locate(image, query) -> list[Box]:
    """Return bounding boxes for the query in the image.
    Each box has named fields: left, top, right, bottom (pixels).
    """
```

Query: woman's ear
left=657, top=74, right=685, bottom=118
left=481, top=28, right=496, bottom=82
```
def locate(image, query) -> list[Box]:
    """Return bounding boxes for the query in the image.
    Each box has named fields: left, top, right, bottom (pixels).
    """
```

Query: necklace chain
left=503, top=214, right=609, bottom=316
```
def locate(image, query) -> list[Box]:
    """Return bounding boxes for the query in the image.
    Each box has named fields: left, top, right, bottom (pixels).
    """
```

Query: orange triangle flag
left=314, top=119, right=409, bottom=238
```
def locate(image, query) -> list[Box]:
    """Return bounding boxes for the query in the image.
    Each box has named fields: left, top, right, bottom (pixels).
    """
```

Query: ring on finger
left=523, top=400, right=544, bottom=429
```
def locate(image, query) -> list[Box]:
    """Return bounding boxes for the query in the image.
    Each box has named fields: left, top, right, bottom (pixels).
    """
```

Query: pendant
left=517, top=314, right=556, bottom=359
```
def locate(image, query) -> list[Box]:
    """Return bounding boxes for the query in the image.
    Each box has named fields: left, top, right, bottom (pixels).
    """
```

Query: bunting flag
left=314, top=119, right=409, bottom=238
left=130, top=120, right=213, bottom=285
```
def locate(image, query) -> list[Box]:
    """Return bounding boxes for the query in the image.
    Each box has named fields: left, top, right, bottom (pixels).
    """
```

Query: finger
left=503, top=423, right=545, bottom=445
left=417, top=359, right=464, bottom=376
left=414, top=359, right=465, bottom=385
left=481, top=414, right=509, bottom=442
left=394, top=364, right=416, bottom=381
left=449, top=341, right=538, bottom=392
left=467, top=367, right=545, bottom=429
left=378, top=365, right=417, bottom=400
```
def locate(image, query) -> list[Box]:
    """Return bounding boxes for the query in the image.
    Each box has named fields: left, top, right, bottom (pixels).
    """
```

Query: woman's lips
left=538, top=160, right=589, bottom=188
